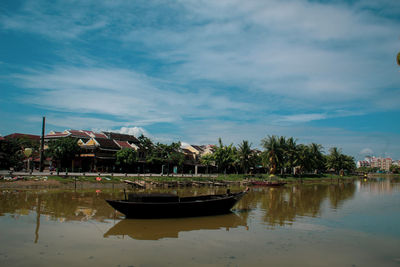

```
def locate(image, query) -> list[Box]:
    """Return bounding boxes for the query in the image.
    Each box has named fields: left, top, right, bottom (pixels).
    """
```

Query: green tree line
left=1, top=134, right=356, bottom=175
left=203, top=135, right=356, bottom=175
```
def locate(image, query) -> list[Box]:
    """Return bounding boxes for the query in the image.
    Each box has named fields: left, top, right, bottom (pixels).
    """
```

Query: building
left=45, top=130, right=142, bottom=172
left=4, top=133, right=41, bottom=141
left=182, top=144, right=215, bottom=161
left=356, top=160, right=370, bottom=168
left=370, top=157, right=392, bottom=172
left=181, top=144, right=215, bottom=174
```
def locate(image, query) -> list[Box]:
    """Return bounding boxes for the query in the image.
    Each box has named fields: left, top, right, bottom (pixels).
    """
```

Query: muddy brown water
left=0, top=180, right=399, bottom=266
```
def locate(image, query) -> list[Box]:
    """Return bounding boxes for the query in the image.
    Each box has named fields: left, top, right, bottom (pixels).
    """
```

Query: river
left=0, top=179, right=399, bottom=266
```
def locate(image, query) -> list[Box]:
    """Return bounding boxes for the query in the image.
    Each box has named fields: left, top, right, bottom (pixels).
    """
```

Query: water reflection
left=0, top=190, right=121, bottom=221
left=1, top=181, right=398, bottom=242
left=104, top=213, right=248, bottom=240
left=328, top=183, right=356, bottom=209
left=0, top=181, right=399, bottom=267
left=359, top=178, right=400, bottom=194
left=0, top=190, right=122, bottom=243
left=247, top=183, right=356, bottom=226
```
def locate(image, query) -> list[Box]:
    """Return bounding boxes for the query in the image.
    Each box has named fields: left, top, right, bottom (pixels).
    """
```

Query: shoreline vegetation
left=1, top=173, right=398, bottom=189
left=1, top=134, right=358, bottom=178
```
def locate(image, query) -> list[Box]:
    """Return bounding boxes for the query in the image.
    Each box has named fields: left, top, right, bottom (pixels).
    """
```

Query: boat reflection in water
left=104, top=213, right=248, bottom=240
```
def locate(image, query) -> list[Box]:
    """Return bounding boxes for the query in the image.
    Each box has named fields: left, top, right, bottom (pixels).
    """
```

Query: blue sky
left=1, top=0, right=399, bottom=160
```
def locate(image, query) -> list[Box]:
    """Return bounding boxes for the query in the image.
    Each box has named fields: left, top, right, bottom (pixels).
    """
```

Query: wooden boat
left=106, top=188, right=248, bottom=218
left=251, top=181, right=287, bottom=187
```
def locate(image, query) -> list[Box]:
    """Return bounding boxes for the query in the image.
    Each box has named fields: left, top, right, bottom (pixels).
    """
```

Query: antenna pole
left=39, top=117, right=45, bottom=172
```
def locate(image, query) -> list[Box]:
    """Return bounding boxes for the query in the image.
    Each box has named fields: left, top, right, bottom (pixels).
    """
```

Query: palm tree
left=237, top=140, right=252, bottom=174
left=261, top=135, right=282, bottom=175
left=200, top=154, right=214, bottom=174
left=294, top=144, right=312, bottom=174
left=309, top=143, right=324, bottom=173
left=213, top=138, right=235, bottom=174
left=284, top=137, right=297, bottom=175
left=326, top=147, right=343, bottom=174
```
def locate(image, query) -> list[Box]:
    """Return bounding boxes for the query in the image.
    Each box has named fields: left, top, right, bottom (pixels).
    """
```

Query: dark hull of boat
left=106, top=191, right=247, bottom=218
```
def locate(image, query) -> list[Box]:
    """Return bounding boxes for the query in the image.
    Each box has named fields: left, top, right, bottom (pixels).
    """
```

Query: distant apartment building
left=356, top=160, right=370, bottom=168
left=370, top=157, right=392, bottom=171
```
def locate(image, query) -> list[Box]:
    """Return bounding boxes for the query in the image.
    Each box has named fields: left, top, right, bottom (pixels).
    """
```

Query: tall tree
left=237, top=140, right=252, bottom=174
left=308, top=143, right=325, bottom=173
left=146, top=141, right=185, bottom=173
left=200, top=153, right=214, bottom=174
left=137, top=134, right=154, bottom=160
left=165, top=142, right=185, bottom=171
left=46, top=137, right=80, bottom=169
left=115, top=148, right=138, bottom=172
left=0, top=138, right=24, bottom=170
left=213, top=138, right=235, bottom=174
left=284, top=137, right=297, bottom=174
left=295, top=144, right=312, bottom=174
left=261, top=135, right=283, bottom=174
left=326, top=147, right=343, bottom=174
left=326, top=147, right=354, bottom=174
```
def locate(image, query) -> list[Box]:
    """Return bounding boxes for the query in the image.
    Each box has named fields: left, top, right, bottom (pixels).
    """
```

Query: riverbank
left=0, top=172, right=372, bottom=189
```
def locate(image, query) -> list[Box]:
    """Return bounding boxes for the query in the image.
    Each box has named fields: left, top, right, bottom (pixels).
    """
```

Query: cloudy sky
left=1, top=0, right=399, bottom=160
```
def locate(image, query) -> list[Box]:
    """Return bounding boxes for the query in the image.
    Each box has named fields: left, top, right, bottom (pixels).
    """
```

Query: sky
left=0, top=0, right=399, bottom=160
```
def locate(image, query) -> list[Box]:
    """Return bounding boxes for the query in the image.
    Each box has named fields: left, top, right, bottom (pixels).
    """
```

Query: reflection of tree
left=253, top=184, right=355, bottom=227
left=328, top=183, right=356, bottom=209
left=0, top=190, right=121, bottom=222
left=259, top=186, right=329, bottom=226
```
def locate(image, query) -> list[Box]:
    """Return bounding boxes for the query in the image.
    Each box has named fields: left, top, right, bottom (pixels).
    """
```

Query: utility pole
left=39, top=117, right=45, bottom=172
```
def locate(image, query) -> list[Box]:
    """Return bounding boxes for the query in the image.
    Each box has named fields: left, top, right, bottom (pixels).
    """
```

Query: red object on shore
left=96, top=177, right=102, bottom=181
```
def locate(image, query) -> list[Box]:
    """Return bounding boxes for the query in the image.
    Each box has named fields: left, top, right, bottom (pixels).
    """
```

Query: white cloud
left=14, top=66, right=253, bottom=126
left=117, top=0, right=400, bottom=111
left=26, top=115, right=123, bottom=131
left=3, top=0, right=400, bottom=160
left=360, top=148, right=373, bottom=156
left=4, top=0, right=400, bottom=111
left=115, top=126, right=147, bottom=137
left=274, top=113, right=327, bottom=124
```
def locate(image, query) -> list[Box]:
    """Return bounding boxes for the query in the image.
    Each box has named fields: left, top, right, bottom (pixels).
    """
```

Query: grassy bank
left=1, top=173, right=360, bottom=185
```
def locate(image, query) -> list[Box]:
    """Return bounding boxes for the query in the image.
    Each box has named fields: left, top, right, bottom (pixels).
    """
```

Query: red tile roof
left=114, top=140, right=135, bottom=149
left=102, top=132, right=139, bottom=143
left=83, top=131, right=107, bottom=139
left=95, top=138, right=120, bottom=150
left=0, top=136, right=5, bottom=141
left=67, top=130, right=91, bottom=138
left=4, top=133, right=41, bottom=140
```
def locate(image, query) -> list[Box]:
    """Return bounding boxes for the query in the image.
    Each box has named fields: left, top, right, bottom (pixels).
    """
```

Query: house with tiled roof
left=182, top=144, right=215, bottom=161
left=5, top=133, right=40, bottom=141
left=180, top=144, right=216, bottom=174
left=45, top=130, right=71, bottom=139
left=44, top=129, right=144, bottom=172
left=82, top=130, right=108, bottom=139
left=114, top=140, right=139, bottom=150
